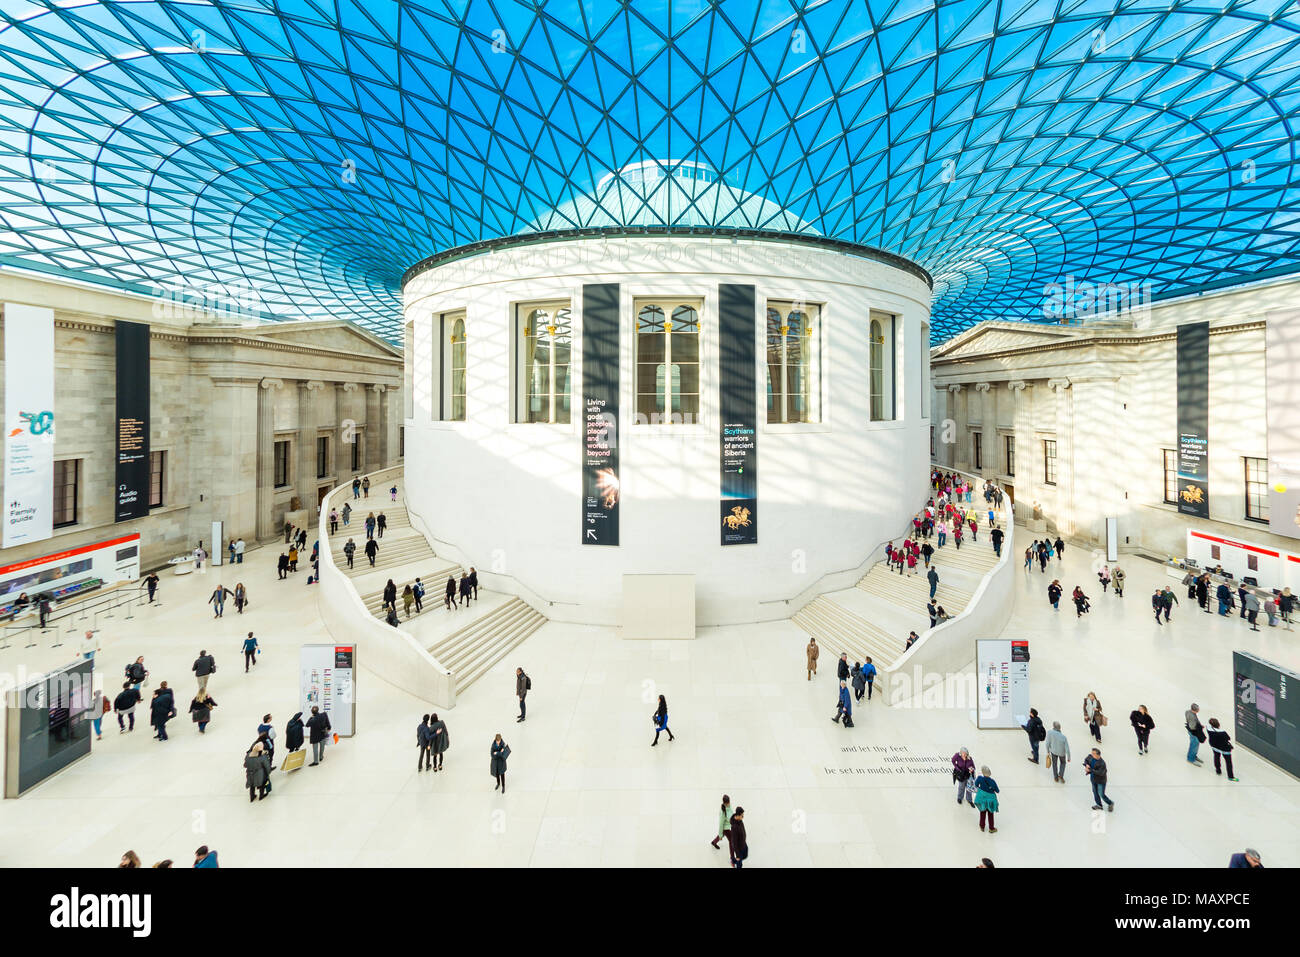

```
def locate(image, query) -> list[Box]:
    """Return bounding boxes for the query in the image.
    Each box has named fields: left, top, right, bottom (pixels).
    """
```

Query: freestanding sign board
left=975, top=639, right=1030, bottom=729
left=299, top=644, right=355, bottom=737
left=1232, top=651, right=1300, bottom=779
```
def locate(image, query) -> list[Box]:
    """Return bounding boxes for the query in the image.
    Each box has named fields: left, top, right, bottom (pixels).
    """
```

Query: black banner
left=581, top=283, right=619, bottom=546
left=114, top=320, right=150, bottom=522
left=719, top=283, right=758, bottom=545
left=1175, top=321, right=1209, bottom=518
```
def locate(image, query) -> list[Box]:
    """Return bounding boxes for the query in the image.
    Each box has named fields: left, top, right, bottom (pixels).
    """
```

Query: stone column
left=297, top=380, right=325, bottom=511
left=365, top=384, right=388, bottom=470
left=256, top=377, right=283, bottom=541
left=947, top=383, right=966, bottom=469
left=1048, top=378, right=1074, bottom=537
left=974, top=381, right=991, bottom=474
left=1071, top=377, right=1122, bottom=546
left=335, top=382, right=359, bottom=480
left=1007, top=380, right=1027, bottom=488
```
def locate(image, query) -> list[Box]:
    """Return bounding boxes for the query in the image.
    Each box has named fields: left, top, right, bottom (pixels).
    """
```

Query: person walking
left=927, top=565, right=939, bottom=599
left=288, top=545, right=299, bottom=572
left=516, top=666, right=529, bottom=721
left=806, top=636, right=819, bottom=679
left=1048, top=580, right=1062, bottom=611
left=114, top=681, right=141, bottom=733
left=141, top=572, right=160, bottom=604
left=382, top=579, right=397, bottom=616
left=991, top=525, right=1004, bottom=557
left=150, top=682, right=176, bottom=741
left=850, top=661, right=866, bottom=702
left=232, top=582, right=247, bottom=615
left=242, top=632, right=258, bottom=672
left=836, top=652, right=849, bottom=682
left=1185, top=703, right=1206, bottom=764
left=402, top=584, right=414, bottom=618
left=1046, top=721, right=1070, bottom=782
left=444, top=574, right=457, bottom=609
left=365, top=512, right=376, bottom=541
left=341, top=501, right=352, bottom=527
left=833, top=679, right=854, bottom=728
left=125, top=656, right=148, bottom=690
left=208, top=584, right=232, bottom=618
left=1195, top=574, right=1210, bottom=612
left=1054, top=537, right=1065, bottom=561
left=192, top=650, right=216, bottom=692
left=245, top=741, right=271, bottom=802
left=1112, top=566, right=1126, bottom=597
left=189, top=689, right=217, bottom=733
left=342, top=538, right=356, bottom=569
left=376, top=511, right=388, bottom=539
left=277, top=552, right=289, bottom=579
left=861, top=657, right=877, bottom=700
left=1098, top=566, right=1111, bottom=592
left=1206, top=718, right=1239, bottom=781
left=1151, top=588, right=1165, bottom=625
left=328, top=508, right=339, bottom=535
left=1160, top=586, right=1178, bottom=623
left=362, top=476, right=370, bottom=498
left=80, top=629, right=100, bottom=662
left=491, top=734, right=510, bottom=792
left=428, top=713, right=449, bottom=771
left=352, top=477, right=361, bottom=499
left=1083, top=748, right=1115, bottom=811
left=711, top=795, right=732, bottom=854
left=306, top=705, right=331, bottom=766
left=417, top=714, right=433, bottom=772
left=193, top=543, right=207, bottom=571
left=1023, top=708, right=1046, bottom=764
left=390, top=483, right=398, bottom=502
left=973, top=766, right=999, bottom=833
left=1130, top=705, right=1154, bottom=755
left=468, top=567, right=479, bottom=601
left=729, top=808, right=748, bottom=868
left=921, top=541, right=934, bottom=567
left=652, top=694, right=675, bottom=745
left=458, top=572, right=472, bottom=606
left=285, top=712, right=305, bottom=753
left=413, top=578, right=425, bottom=613
left=952, top=747, right=976, bottom=805
left=364, top=537, right=378, bottom=568
left=1083, top=692, right=1103, bottom=742
left=193, top=846, right=219, bottom=868
left=1072, top=585, right=1090, bottom=617
left=92, top=686, right=110, bottom=739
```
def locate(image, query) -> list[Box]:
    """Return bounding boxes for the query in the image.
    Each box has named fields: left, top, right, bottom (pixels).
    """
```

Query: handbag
left=1099, top=713, right=1109, bottom=727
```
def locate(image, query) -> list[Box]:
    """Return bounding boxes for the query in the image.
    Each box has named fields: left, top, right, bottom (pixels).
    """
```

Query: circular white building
left=401, top=161, right=934, bottom=626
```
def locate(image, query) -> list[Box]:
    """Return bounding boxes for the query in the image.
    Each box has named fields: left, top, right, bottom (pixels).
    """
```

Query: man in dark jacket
left=1023, top=708, right=1046, bottom=763
left=114, top=681, right=141, bottom=732
left=1048, top=580, right=1063, bottom=610
left=516, top=667, right=529, bottom=722
left=990, top=526, right=1004, bottom=557
left=125, top=657, right=148, bottom=689
left=1083, top=748, right=1114, bottom=811
left=836, top=653, right=849, bottom=682
left=306, top=706, right=331, bottom=766
left=150, top=683, right=176, bottom=741
left=1195, top=575, right=1209, bottom=612
left=192, top=650, right=216, bottom=691
left=417, top=714, right=432, bottom=772
left=927, top=565, right=939, bottom=598
left=729, top=808, right=748, bottom=868
left=1216, top=582, right=1233, bottom=615
left=364, top=537, right=378, bottom=567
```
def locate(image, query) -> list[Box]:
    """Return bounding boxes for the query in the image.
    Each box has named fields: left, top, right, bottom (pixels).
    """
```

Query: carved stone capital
left=259, top=377, right=283, bottom=390
left=1047, top=378, right=1071, bottom=392
left=974, top=382, right=991, bottom=393
left=303, top=380, right=326, bottom=392
left=370, top=383, right=387, bottom=394
left=1007, top=380, right=1027, bottom=393
left=947, top=383, right=964, bottom=394
left=340, top=382, right=359, bottom=393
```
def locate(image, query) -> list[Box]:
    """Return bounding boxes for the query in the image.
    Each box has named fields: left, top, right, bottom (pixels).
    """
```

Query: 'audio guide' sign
left=4, top=303, right=55, bottom=547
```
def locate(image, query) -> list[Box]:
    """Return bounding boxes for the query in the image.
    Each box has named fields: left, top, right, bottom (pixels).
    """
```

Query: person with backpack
left=285, top=712, right=305, bottom=753
left=125, top=656, right=148, bottom=690
left=306, top=705, right=332, bottom=766
left=850, top=661, right=866, bottom=702
left=417, top=714, right=433, bottom=772
left=428, top=712, right=449, bottom=771
left=412, top=578, right=425, bottom=613
left=114, top=681, right=141, bottom=733
left=1023, top=707, right=1046, bottom=764
left=516, top=666, right=530, bottom=722
left=491, top=733, right=510, bottom=792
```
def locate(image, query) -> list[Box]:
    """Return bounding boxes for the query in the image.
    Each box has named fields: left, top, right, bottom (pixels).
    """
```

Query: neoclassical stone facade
left=0, top=272, right=403, bottom=570
left=930, top=276, right=1294, bottom=559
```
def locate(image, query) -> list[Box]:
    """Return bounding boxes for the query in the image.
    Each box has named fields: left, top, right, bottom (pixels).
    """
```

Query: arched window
left=636, top=299, right=700, bottom=423
left=516, top=301, right=572, bottom=423
left=869, top=312, right=896, bottom=421
left=766, top=300, right=820, bottom=423
left=448, top=313, right=467, bottom=421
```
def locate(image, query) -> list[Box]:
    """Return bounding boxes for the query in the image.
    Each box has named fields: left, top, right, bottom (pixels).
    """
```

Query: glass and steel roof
left=1, top=1, right=1298, bottom=341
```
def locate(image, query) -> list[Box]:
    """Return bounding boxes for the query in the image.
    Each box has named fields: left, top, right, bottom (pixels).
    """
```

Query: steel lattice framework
left=1, top=0, right=1298, bottom=342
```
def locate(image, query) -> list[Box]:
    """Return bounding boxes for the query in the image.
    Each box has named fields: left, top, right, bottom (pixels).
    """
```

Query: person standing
left=257, top=714, right=276, bottom=770
left=306, top=705, right=331, bottom=766
left=927, top=601, right=939, bottom=627
left=328, top=508, right=339, bottom=535
left=1112, top=566, right=1126, bottom=597
left=833, top=679, right=853, bottom=728
left=445, top=574, right=457, bottom=609
left=188, top=689, right=217, bottom=733
left=805, top=636, right=819, bottom=680
left=1046, top=721, right=1070, bottom=782
left=1216, top=581, right=1233, bottom=616
left=92, top=688, right=110, bottom=740
left=245, top=741, right=271, bottom=802
left=1083, top=748, right=1115, bottom=811
left=1048, top=580, right=1062, bottom=611
left=413, top=578, right=425, bottom=613
left=208, top=584, right=232, bottom=618
left=861, top=657, right=877, bottom=700
left=428, top=713, right=449, bottom=771
left=1083, top=692, right=1103, bottom=742
left=652, top=694, right=675, bottom=745
left=1185, top=703, right=1206, bottom=765
left=192, top=650, right=216, bottom=692
left=729, top=807, right=748, bottom=868
left=1023, top=708, right=1046, bottom=764
left=416, top=714, right=433, bottom=772
left=194, top=543, right=207, bottom=571
left=1129, top=705, right=1154, bottom=755
left=927, top=565, right=939, bottom=599
left=285, top=712, right=304, bottom=753
left=150, top=682, right=176, bottom=741
left=390, top=483, right=398, bottom=502
left=973, top=766, right=999, bottom=832
left=1206, top=718, right=1239, bottom=781
left=952, top=748, right=976, bottom=805
left=1195, top=574, right=1210, bottom=612
left=242, top=632, right=258, bottom=672
left=141, top=572, right=160, bottom=604
left=234, top=537, right=245, bottom=564
left=491, top=734, right=510, bottom=792
left=277, top=552, right=289, bottom=579
left=712, top=795, right=732, bottom=853
left=364, top=537, right=378, bottom=568
left=80, top=629, right=100, bottom=662
left=516, top=666, right=529, bottom=722
left=114, top=681, right=140, bottom=733
left=468, top=567, right=479, bottom=601
left=836, top=652, right=849, bottom=682
left=228, top=539, right=237, bottom=565
left=1243, top=591, right=1261, bottom=631
left=352, top=477, right=361, bottom=499
left=362, top=476, right=370, bottom=498
left=1280, top=588, right=1295, bottom=629
left=342, top=539, right=356, bottom=569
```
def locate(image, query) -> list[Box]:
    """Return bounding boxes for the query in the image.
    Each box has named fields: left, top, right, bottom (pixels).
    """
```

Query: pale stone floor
left=0, top=530, right=1297, bottom=868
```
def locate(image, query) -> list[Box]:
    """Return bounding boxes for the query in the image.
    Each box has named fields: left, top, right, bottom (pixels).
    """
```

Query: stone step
left=428, top=597, right=548, bottom=694
left=793, top=596, right=905, bottom=668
